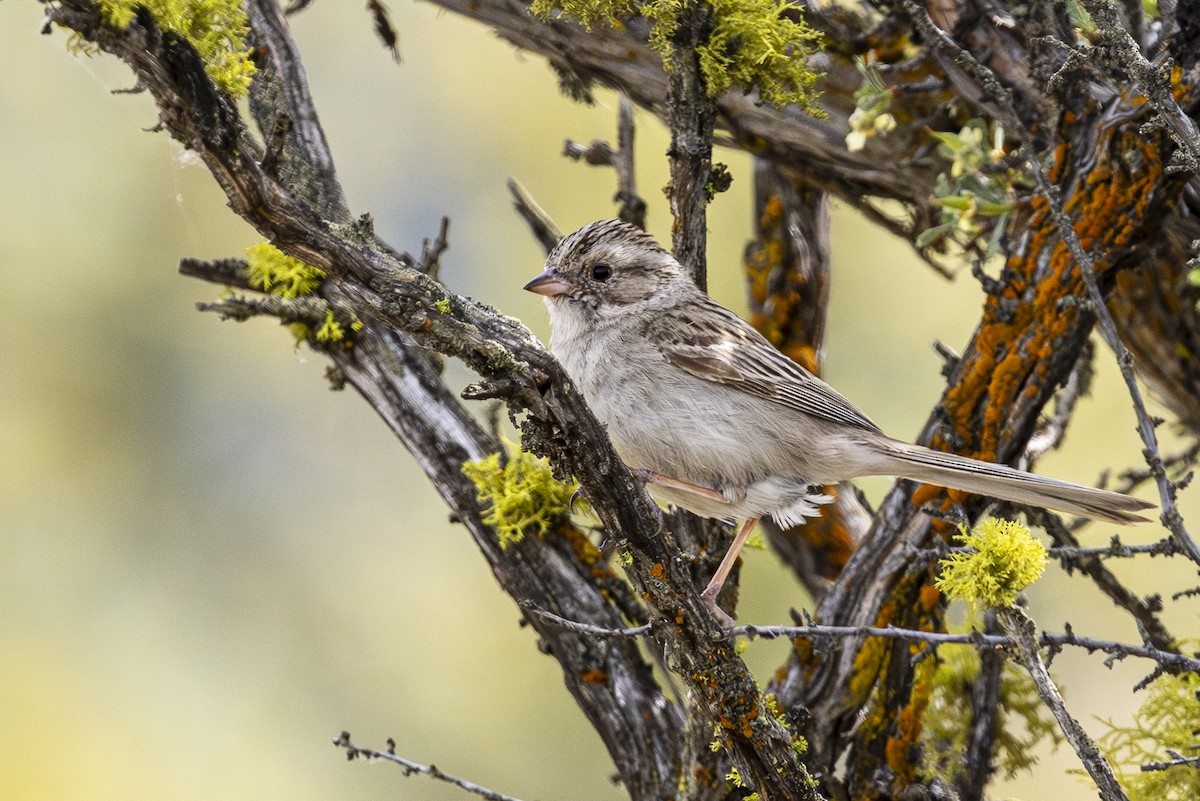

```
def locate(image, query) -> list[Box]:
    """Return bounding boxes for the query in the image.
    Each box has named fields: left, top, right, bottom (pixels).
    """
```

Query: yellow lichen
left=935, top=518, right=1047, bottom=609
left=98, top=0, right=256, bottom=97
left=314, top=309, right=349, bottom=343
left=920, top=644, right=1061, bottom=782
left=462, top=450, right=576, bottom=549
left=243, top=242, right=339, bottom=345
left=245, top=242, right=325, bottom=299
left=530, top=0, right=823, bottom=111
left=1097, top=669, right=1200, bottom=801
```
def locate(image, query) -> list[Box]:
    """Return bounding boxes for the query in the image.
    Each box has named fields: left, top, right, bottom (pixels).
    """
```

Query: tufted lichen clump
left=936, top=518, right=1047, bottom=609
left=530, top=0, right=824, bottom=112
left=244, top=242, right=332, bottom=344
left=245, top=242, right=325, bottom=298
left=97, top=0, right=256, bottom=97
left=462, top=450, right=577, bottom=549
left=314, top=308, right=362, bottom=344
left=1097, top=669, right=1200, bottom=801
left=920, top=643, right=1061, bottom=782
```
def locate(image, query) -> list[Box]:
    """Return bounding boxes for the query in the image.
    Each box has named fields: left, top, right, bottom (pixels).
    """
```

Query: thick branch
left=44, top=3, right=825, bottom=797
left=665, top=0, right=715, bottom=288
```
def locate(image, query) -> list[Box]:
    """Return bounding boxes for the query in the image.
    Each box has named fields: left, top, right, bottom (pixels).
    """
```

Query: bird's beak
left=524, top=268, right=575, bottom=298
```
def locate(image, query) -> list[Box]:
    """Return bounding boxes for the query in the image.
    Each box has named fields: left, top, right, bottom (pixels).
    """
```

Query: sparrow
left=524, top=219, right=1154, bottom=621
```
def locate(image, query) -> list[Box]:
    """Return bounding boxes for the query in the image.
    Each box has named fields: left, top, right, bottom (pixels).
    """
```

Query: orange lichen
left=885, top=657, right=936, bottom=782
left=918, top=584, right=941, bottom=612
left=910, top=483, right=943, bottom=508
left=829, top=89, right=1176, bottom=801
left=933, top=123, right=1164, bottom=482
left=581, top=669, right=608, bottom=685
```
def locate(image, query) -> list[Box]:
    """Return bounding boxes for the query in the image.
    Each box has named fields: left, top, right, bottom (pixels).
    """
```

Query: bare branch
left=614, top=95, right=647, bottom=228
left=561, top=95, right=646, bottom=228
left=333, top=732, right=532, bottom=801
left=507, top=178, right=561, bottom=253
left=419, top=216, right=451, bottom=280
left=664, top=0, right=716, bottom=289
left=526, top=606, right=1200, bottom=673
left=1142, top=749, right=1200, bottom=772
left=997, top=607, right=1129, bottom=801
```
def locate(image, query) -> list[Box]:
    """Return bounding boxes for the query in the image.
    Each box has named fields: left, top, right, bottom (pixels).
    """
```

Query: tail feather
left=873, top=440, right=1155, bottom=525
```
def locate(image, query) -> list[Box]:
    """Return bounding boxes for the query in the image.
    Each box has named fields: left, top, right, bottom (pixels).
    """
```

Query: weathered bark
left=743, top=160, right=870, bottom=599
left=42, top=2, right=827, bottom=798
left=38, top=1, right=1200, bottom=800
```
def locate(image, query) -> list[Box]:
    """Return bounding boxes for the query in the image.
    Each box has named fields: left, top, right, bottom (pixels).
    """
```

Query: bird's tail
left=869, top=439, right=1155, bottom=525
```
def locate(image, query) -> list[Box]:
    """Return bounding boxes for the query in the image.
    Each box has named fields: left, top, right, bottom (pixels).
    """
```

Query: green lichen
left=244, top=242, right=330, bottom=345
left=245, top=242, right=325, bottom=299
left=530, top=0, right=824, bottom=111
left=462, top=450, right=576, bottom=549
left=314, top=308, right=363, bottom=344
left=98, top=0, right=256, bottom=97
left=1096, top=669, right=1200, bottom=801
left=764, top=693, right=808, bottom=756
left=920, top=644, right=1061, bottom=782
left=936, top=518, right=1047, bottom=609
left=435, top=296, right=452, bottom=314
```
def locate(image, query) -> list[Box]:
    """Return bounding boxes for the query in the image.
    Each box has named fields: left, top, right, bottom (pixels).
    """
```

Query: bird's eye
left=591, top=263, right=612, bottom=281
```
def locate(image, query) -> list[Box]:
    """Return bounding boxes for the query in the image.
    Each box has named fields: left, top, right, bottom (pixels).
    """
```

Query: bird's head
left=524, top=220, right=690, bottom=314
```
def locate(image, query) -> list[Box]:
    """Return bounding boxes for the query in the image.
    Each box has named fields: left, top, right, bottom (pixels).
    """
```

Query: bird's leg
left=700, top=517, right=759, bottom=626
left=630, top=467, right=728, bottom=502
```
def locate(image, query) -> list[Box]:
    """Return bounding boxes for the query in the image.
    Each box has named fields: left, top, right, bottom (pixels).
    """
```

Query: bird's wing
left=648, top=300, right=883, bottom=434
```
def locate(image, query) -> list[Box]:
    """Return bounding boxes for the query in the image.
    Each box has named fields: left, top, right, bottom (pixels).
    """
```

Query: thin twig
left=560, top=98, right=645, bottom=228
left=1142, top=749, right=1200, bottom=772
left=196, top=294, right=331, bottom=326
left=419, top=216, right=451, bottom=280
left=332, top=732, right=534, bottom=801
left=523, top=605, right=1200, bottom=672
left=614, top=95, right=647, bottom=228
left=1082, top=0, right=1200, bottom=173
left=905, top=536, right=1179, bottom=564
left=506, top=178, right=561, bottom=253
left=1048, top=538, right=1180, bottom=559
left=562, top=139, right=614, bottom=164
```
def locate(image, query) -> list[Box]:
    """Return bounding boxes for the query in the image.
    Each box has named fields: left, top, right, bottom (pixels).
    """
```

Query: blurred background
left=1, top=3, right=1196, bottom=800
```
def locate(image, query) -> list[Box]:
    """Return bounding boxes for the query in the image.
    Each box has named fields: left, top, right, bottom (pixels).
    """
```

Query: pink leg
left=700, top=517, right=759, bottom=626
left=632, top=468, right=728, bottom=503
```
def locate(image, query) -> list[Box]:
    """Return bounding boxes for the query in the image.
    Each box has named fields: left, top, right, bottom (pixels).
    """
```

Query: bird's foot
left=699, top=587, right=736, bottom=630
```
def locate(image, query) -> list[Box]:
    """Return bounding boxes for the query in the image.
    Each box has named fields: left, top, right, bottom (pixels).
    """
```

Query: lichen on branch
left=462, top=450, right=577, bottom=548
left=529, top=0, right=824, bottom=111
left=920, top=640, right=1061, bottom=782
left=936, top=518, right=1048, bottom=609
left=244, top=242, right=363, bottom=345
left=1097, top=669, right=1200, bottom=801
left=95, top=0, right=256, bottom=97
left=245, top=242, right=326, bottom=298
